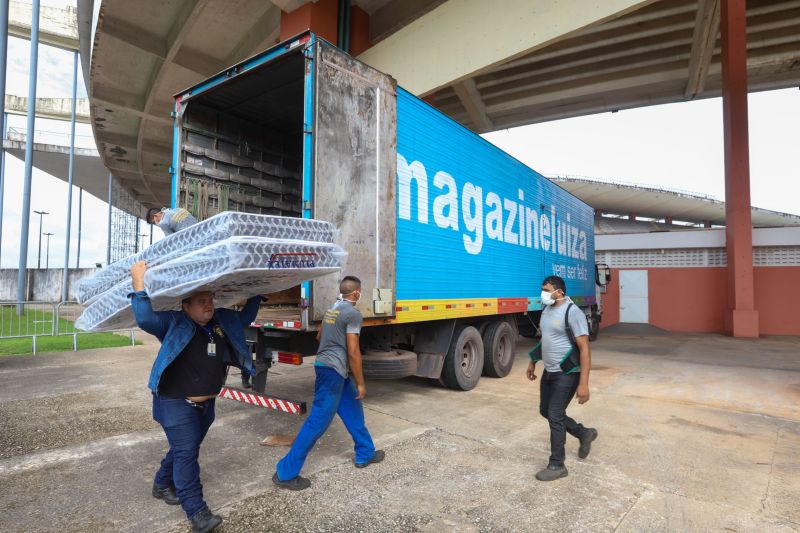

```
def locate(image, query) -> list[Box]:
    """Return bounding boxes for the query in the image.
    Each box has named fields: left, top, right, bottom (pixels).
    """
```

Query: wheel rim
left=496, top=332, right=512, bottom=366
left=460, top=337, right=480, bottom=378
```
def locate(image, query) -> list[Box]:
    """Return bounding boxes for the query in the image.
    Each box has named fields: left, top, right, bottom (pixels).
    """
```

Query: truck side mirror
left=595, top=264, right=611, bottom=287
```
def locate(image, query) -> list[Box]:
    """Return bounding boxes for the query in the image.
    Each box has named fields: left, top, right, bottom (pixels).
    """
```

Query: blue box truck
left=170, top=32, right=608, bottom=398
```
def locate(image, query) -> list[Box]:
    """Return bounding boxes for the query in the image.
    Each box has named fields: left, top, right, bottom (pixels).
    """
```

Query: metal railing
left=0, top=301, right=137, bottom=355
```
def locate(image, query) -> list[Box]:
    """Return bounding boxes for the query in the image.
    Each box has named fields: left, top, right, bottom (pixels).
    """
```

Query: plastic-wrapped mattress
left=75, top=237, right=346, bottom=331
left=74, top=214, right=346, bottom=332
left=76, top=212, right=338, bottom=305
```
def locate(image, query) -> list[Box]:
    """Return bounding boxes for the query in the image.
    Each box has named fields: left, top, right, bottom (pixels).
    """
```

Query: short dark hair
left=542, top=275, right=566, bottom=294
left=339, top=275, right=361, bottom=294
left=146, top=207, right=162, bottom=223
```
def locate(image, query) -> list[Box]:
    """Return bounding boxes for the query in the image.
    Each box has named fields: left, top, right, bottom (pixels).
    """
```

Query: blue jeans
left=152, top=395, right=215, bottom=519
left=539, top=370, right=587, bottom=467
left=276, top=366, right=376, bottom=481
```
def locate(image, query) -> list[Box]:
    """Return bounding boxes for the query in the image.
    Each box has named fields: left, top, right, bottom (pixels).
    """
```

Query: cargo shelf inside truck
left=178, top=50, right=305, bottom=220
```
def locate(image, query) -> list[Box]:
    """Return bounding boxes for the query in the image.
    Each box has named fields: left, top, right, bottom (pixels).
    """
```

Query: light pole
left=139, top=233, right=148, bottom=252
left=43, top=232, right=54, bottom=269
left=33, top=210, right=49, bottom=269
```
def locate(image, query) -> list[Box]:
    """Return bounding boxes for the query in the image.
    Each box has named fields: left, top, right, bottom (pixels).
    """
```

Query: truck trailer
left=169, top=32, right=608, bottom=400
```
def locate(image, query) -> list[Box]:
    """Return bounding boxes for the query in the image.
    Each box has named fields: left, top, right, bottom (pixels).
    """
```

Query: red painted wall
left=599, top=266, right=800, bottom=336
left=754, top=267, right=800, bottom=335
left=648, top=267, right=727, bottom=333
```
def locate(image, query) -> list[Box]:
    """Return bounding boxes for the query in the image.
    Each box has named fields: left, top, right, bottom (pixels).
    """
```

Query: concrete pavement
left=1, top=330, right=799, bottom=532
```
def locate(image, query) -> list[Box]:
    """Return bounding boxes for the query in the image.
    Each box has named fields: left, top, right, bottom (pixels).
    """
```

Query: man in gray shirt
left=273, top=276, right=384, bottom=490
left=527, top=275, right=598, bottom=481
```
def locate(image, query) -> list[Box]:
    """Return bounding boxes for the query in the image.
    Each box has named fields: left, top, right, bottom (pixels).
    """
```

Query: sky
left=0, top=2, right=798, bottom=269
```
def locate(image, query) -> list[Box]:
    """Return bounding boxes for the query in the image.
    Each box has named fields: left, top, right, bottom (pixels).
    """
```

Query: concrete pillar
left=721, top=0, right=758, bottom=338
left=16, top=0, right=41, bottom=308
left=0, top=0, right=8, bottom=268
left=279, top=0, right=370, bottom=53
left=280, top=0, right=339, bottom=43
left=349, top=6, right=370, bottom=55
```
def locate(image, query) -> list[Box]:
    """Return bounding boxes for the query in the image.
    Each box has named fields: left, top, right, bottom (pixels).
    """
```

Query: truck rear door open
left=311, top=40, right=397, bottom=322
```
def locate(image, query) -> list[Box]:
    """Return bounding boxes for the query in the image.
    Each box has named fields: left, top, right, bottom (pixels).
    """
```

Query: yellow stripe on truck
left=390, top=298, right=499, bottom=323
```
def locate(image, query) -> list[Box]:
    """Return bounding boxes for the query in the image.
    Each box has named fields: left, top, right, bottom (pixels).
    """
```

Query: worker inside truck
left=146, top=206, right=199, bottom=236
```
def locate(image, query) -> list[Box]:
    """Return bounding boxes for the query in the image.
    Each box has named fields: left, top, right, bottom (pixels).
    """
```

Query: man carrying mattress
left=144, top=207, right=255, bottom=389
left=129, top=260, right=262, bottom=533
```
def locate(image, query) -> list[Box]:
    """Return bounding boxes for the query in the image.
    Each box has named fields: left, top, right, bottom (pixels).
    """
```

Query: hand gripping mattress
left=75, top=237, right=347, bottom=332
left=76, top=212, right=338, bottom=305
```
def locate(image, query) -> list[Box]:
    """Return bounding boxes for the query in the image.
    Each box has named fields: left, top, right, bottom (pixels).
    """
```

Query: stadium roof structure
left=82, top=0, right=800, bottom=211
left=550, top=175, right=800, bottom=228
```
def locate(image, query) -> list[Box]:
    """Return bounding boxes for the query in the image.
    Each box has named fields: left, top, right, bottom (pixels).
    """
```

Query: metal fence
left=0, top=301, right=137, bottom=355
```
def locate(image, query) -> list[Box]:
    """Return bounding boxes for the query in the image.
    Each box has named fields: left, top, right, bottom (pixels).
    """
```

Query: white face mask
left=541, top=290, right=559, bottom=307
left=338, top=290, right=361, bottom=304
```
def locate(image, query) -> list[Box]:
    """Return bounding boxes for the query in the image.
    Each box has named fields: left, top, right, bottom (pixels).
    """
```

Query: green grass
left=0, top=332, right=141, bottom=355
left=0, top=305, right=142, bottom=355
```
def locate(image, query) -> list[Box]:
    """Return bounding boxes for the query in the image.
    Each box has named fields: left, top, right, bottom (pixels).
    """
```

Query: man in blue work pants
left=274, top=276, right=384, bottom=490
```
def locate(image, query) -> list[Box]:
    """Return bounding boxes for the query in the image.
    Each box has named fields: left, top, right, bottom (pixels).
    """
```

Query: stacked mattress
left=75, top=212, right=346, bottom=332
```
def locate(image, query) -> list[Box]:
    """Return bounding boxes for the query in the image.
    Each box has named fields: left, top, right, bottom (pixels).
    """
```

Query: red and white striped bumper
left=218, top=387, right=307, bottom=415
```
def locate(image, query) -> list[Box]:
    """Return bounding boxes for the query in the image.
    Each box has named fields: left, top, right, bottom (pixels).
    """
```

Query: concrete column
left=75, top=189, right=83, bottom=268
left=16, top=0, right=40, bottom=308
left=106, top=173, right=112, bottom=266
left=280, top=0, right=339, bottom=43
left=721, top=0, right=758, bottom=337
left=61, top=50, right=78, bottom=302
left=76, top=188, right=82, bottom=268
left=279, top=0, right=370, bottom=53
left=0, top=0, right=8, bottom=268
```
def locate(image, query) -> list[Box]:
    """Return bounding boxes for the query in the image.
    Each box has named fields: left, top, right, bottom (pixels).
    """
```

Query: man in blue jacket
left=129, top=260, right=262, bottom=533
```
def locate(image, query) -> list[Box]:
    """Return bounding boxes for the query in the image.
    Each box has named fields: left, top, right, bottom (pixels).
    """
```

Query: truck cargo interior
left=178, top=49, right=306, bottom=318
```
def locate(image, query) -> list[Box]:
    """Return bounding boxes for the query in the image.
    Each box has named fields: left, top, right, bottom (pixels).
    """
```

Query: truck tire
left=441, top=325, right=484, bottom=391
left=482, top=321, right=516, bottom=378
left=362, top=349, right=417, bottom=380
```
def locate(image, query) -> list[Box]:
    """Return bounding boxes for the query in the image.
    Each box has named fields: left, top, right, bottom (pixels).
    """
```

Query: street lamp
left=139, top=233, right=148, bottom=252
left=33, top=210, right=49, bottom=269
left=43, top=232, right=54, bottom=269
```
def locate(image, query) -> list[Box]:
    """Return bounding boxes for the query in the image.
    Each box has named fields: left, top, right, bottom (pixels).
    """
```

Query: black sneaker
left=151, top=483, right=179, bottom=505
left=272, top=472, right=311, bottom=491
left=190, top=507, right=223, bottom=533
left=355, top=449, right=385, bottom=469
left=535, top=465, right=568, bottom=481
left=578, top=428, right=598, bottom=459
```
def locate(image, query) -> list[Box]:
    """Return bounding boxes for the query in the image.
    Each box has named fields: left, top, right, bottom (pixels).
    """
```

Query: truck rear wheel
left=482, top=321, right=516, bottom=378
left=441, top=325, right=484, bottom=391
left=362, top=349, right=417, bottom=380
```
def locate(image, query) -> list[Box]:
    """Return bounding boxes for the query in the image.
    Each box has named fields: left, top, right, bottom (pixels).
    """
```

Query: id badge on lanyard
left=201, top=324, right=216, bottom=357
